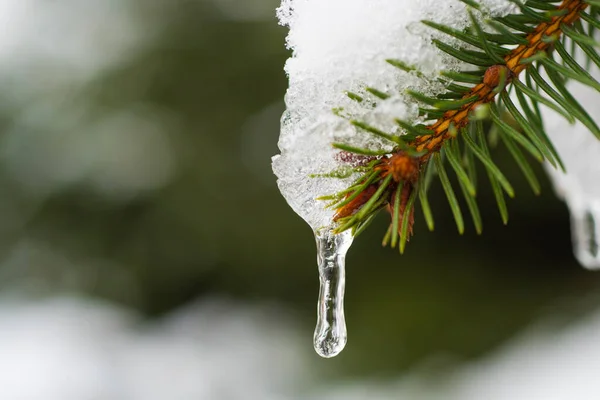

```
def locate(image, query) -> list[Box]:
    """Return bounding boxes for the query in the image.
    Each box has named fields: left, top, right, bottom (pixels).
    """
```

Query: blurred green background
left=1, top=0, right=599, bottom=380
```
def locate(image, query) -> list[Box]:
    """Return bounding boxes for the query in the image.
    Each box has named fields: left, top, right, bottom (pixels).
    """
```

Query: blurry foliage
left=0, top=0, right=599, bottom=379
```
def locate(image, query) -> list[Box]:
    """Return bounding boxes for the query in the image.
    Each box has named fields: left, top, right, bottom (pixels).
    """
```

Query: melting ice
left=272, top=0, right=517, bottom=357
left=313, top=229, right=353, bottom=358
left=544, top=55, right=600, bottom=269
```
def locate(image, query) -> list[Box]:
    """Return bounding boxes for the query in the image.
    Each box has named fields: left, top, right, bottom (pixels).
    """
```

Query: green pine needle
left=434, top=153, right=465, bottom=235
left=399, top=185, right=419, bottom=254
left=462, top=124, right=514, bottom=198
left=391, top=182, right=403, bottom=249
left=310, top=0, right=600, bottom=253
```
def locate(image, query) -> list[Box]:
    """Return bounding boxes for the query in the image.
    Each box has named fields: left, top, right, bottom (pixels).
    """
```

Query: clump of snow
left=272, top=0, right=515, bottom=230
left=543, top=56, right=600, bottom=269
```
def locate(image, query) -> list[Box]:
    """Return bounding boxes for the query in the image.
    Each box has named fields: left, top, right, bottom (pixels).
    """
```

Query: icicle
left=541, top=49, right=600, bottom=271
left=313, top=228, right=353, bottom=358
left=569, top=200, right=600, bottom=270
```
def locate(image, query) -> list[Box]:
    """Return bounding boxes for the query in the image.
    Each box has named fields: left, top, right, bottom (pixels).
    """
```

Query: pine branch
left=319, top=0, right=600, bottom=249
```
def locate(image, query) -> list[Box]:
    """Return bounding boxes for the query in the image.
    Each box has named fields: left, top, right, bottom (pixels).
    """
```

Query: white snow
left=4, top=295, right=600, bottom=399
left=272, top=0, right=600, bottom=270
left=273, top=0, right=515, bottom=230
left=0, top=296, right=306, bottom=400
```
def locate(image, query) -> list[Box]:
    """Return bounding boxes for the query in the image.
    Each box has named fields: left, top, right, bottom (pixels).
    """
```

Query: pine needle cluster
left=319, top=0, right=600, bottom=253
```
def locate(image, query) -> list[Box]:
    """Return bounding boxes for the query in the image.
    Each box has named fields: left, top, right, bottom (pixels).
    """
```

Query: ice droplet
left=313, top=228, right=353, bottom=358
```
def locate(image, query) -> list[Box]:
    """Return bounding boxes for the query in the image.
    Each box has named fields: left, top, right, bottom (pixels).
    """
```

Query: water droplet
left=406, top=21, right=424, bottom=36
left=313, top=228, right=353, bottom=358
left=569, top=201, right=600, bottom=269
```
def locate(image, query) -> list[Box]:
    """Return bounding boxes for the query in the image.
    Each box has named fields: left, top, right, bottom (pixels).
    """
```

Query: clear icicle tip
left=313, top=228, right=353, bottom=358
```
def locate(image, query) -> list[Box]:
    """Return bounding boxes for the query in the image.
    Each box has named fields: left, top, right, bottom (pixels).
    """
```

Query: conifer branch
left=319, top=0, right=600, bottom=249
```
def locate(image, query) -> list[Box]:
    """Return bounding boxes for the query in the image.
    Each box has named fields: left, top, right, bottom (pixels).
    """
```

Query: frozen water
left=543, top=48, right=600, bottom=269
left=273, top=0, right=516, bottom=358
left=272, top=0, right=515, bottom=230
left=313, top=229, right=353, bottom=358
left=272, top=0, right=600, bottom=270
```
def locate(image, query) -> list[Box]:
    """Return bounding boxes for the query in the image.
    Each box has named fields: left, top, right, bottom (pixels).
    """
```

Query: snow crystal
left=543, top=54, right=600, bottom=269
left=272, top=0, right=515, bottom=230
